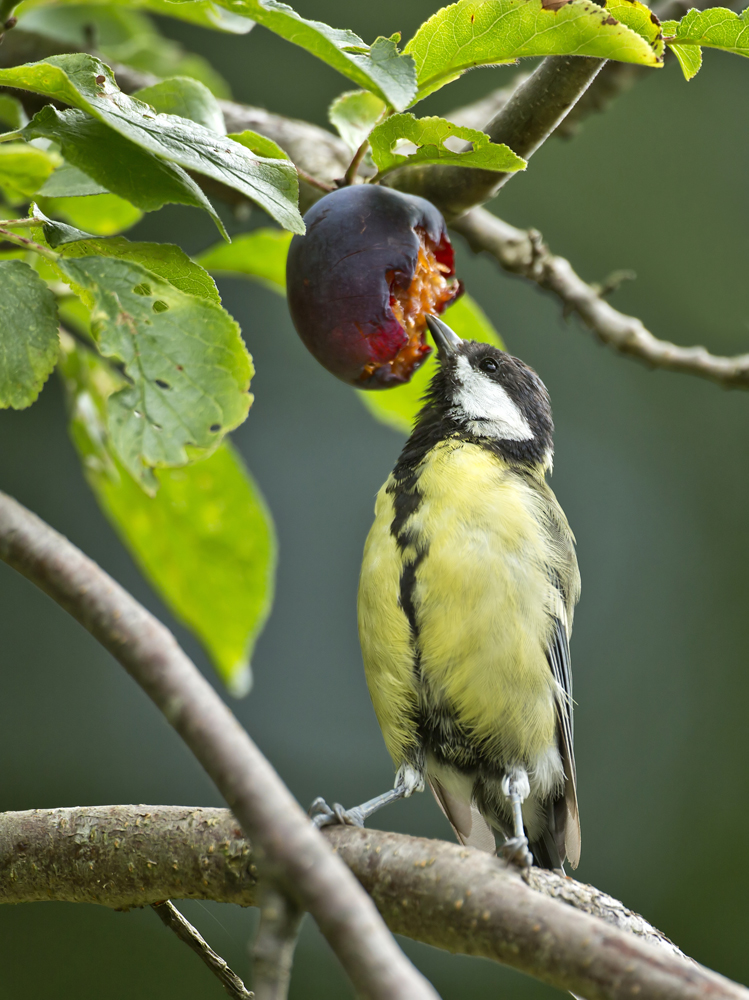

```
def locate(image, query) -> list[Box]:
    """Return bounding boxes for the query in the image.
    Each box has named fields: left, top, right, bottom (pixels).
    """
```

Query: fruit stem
left=344, top=139, right=370, bottom=186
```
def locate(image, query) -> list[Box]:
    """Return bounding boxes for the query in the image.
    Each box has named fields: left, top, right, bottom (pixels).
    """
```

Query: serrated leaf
left=0, top=259, right=60, bottom=410
left=39, top=163, right=109, bottom=198
left=357, top=294, right=504, bottom=433
left=0, top=143, right=59, bottom=205
left=228, top=131, right=289, bottom=160
left=328, top=90, right=386, bottom=153
left=57, top=255, right=253, bottom=489
left=58, top=335, right=275, bottom=693
left=667, top=40, right=704, bottom=79
left=134, top=77, right=227, bottom=134
left=0, top=54, right=304, bottom=233
left=405, top=0, right=663, bottom=102
left=56, top=236, right=221, bottom=304
left=369, top=113, right=526, bottom=176
left=664, top=6, right=749, bottom=66
left=195, top=228, right=292, bottom=293
left=0, top=94, right=28, bottom=130
left=23, top=107, right=224, bottom=233
left=17, top=0, right=255, bottom=35
left=38, top=193, right=143, bottom=236
left=212, top=0, right=416, bottom=110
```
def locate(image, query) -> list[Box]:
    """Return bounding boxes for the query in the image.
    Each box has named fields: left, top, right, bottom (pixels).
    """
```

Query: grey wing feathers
left=547, top=613, right=581, bottom=868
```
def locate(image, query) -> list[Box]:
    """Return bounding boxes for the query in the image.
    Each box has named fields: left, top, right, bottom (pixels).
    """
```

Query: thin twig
left=0, top=492, right=439, bottom=1000
left=152, top=900, right=253, bottom=1000
left=251, top=885, right=304, bottom=1000
left=295, top=167, right=335, bottom=193
left=2, top=806, right=748, bottom=1000
left=0, top=225, right=56, bottom=259
left=451, top=208, right=749, bottom=389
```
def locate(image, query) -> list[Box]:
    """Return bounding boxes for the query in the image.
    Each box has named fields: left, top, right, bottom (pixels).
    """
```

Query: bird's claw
left=308, top=797, right=365, bottom=829
left=501, top=835, right=533, bottom=869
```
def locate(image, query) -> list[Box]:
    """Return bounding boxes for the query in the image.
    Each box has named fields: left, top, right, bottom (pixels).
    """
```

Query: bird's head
left=422, top=314, right=554, bottom=468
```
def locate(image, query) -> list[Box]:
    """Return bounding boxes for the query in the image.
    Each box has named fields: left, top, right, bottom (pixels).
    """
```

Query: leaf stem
left=343, top=139, right=370, bottom=185
left=0, top=226, right=58, bottom=261
left=0, top=130, right=23, bottom=143
left=0, top=217, right=44, bottom=229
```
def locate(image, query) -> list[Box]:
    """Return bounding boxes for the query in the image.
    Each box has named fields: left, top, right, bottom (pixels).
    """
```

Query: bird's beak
left=425, top=314, right=462, bottom=357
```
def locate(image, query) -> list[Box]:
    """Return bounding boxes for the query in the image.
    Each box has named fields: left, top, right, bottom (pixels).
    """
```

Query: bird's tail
left=428, top=776, right=496, bottom=853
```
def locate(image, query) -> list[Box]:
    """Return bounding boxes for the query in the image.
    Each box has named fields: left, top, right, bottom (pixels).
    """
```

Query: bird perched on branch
left=312, top=314, right=581, bottom=871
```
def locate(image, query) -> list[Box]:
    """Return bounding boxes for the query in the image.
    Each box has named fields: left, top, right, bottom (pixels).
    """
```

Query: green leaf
left=0, top=94, right=28, bottom=130
left=134, top=77, right=226, bottom=135
left=0, top=259, right=60, bottom=410
left=38, top=193, right=143, bottom=236
left=17, top=0, right=255, bottom=35
left=195, top=228, right=292, bottom=293
left=605, top=0, right=664, bottom=59
left=0, top=143, right=59, bottom=205
left=357, top=294, right=504, bottom=433
left=38, top=163, right=109, bottom=198
left=663, top=7, right=749, bottom=73
left=369, top=113, right=526, bottom=176
left=59, top=335, right=275, bottom=693
left=16, top=4, right=233, bottom=95
left=55, top=235, right=222, bottom=304
left=328, top=89, right=386, bottom=153
left=212, top=0, right=416, bottom=110
left=0, top=54, right=304, bottom=233
left=23, top=107, right=224, bottom=234
left=667, top=40, right=704, bottom=79
left=228, top=131, right=290, bottom=161
left=57, top=255, right=253, bottom=490
left=405, top=0, right=663, bottom=101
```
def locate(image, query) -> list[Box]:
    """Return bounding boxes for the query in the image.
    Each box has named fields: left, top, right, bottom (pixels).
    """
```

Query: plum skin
left=286, top=185, right=459, bottom=389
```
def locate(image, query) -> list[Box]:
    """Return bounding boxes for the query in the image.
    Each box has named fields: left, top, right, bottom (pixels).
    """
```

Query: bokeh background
left=2, top=2, right=749, bottom=996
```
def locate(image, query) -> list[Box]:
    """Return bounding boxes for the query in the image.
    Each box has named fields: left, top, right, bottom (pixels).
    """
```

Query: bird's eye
left=478, top=357, right=499, bottom=374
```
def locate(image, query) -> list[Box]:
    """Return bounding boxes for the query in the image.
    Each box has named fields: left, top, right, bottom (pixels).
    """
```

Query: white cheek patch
left=452, top=356, right=534, bottom=441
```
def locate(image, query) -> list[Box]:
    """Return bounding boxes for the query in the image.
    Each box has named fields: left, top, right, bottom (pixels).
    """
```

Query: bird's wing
left=547, top=609, right=581, bottom=868
left=429, top=775, right=497, bottom=853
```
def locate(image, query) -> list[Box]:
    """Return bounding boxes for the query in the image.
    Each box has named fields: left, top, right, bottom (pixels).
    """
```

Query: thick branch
left=2, top=806, right=747, bottom=1000
left=387, top=56, right=605, bottom=220
left=0, top=493, right=438, bottom=1000
left=451, top=208, right=749, bottom=388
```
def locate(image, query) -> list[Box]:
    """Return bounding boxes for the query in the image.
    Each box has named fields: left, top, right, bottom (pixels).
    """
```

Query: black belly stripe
left=387, top=471, right=427, bottom=677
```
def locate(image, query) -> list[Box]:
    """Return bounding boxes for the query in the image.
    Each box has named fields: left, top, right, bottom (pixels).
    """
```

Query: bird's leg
left=309, top=764, right=424, bottom=830
left=500, top=766, right=534, bottom=868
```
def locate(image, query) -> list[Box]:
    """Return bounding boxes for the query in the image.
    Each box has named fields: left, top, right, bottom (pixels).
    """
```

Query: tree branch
left=2, top=805, right=747, bottom=1000
left=152, top=900, right=254, bottom=1000
left=387, top=56, right=606, bottom=220
left=251, top=885, right=303, bottom=1000
left=451, top=208, right=749, bottom=388
left=0, top=492, right=438, bottom=1000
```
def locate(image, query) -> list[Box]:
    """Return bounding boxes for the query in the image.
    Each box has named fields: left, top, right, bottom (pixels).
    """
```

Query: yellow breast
left=358, top=439, right=576, bottom=767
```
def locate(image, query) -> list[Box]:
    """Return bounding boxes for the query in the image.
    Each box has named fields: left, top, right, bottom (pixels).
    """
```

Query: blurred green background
left=1, top=2, right=749, bottom=996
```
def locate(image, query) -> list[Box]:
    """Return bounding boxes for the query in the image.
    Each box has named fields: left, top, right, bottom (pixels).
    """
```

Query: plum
left=286, top=185, right=461, bottom=388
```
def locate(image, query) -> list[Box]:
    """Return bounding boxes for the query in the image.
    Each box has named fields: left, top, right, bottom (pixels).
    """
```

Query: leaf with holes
left=328, top=90, right=386, bottom=153
left=357, top=294, right=504, bottom=433
left=134, top=77, right=227, bottom=134
left=0, top=260, right=60, bottom=410
left=57, top=255, right=253, bottom=490
left=404, top=0, right=663, bottom=102
left=369, top=114, right=526, bottom=176
left=0, top=54, right=303, bottom=234
left=195, top=228, right=292, bottom=293
left=23, top=107, right=223, bottom=233
left=59, top=335, right=275, bottom=694
left=208, top=0, right=416, bottom=110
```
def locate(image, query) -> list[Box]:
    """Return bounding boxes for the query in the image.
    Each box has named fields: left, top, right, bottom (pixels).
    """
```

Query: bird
left=311, top=314, right=581, bottom=871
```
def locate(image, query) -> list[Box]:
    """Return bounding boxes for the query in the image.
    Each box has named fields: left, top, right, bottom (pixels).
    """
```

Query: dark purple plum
left=286, top=185, right=461, bottom=389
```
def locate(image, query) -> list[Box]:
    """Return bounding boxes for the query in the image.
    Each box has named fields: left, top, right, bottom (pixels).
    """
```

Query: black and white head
left=420, top=314, right=554, bottom=468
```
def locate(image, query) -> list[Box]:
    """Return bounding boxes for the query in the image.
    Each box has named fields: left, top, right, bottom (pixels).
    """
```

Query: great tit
left=312, top=315, right=581, bottom=870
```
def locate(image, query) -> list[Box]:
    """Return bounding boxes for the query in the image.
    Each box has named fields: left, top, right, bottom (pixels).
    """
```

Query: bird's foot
left=501, top=835, right=533, bottom=869
left=308, top=797, right=365, bottom=830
